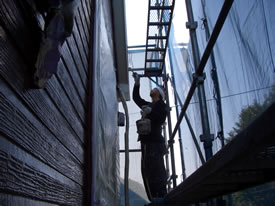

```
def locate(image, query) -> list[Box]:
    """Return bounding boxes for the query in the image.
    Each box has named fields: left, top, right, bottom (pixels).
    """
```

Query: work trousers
left=141, top=142, right=167, bottom=201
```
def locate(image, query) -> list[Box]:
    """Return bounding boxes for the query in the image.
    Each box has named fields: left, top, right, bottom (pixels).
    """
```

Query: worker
left=33, top=0, right=79, bottom=88
left=132, top=73, right=168, bottom=202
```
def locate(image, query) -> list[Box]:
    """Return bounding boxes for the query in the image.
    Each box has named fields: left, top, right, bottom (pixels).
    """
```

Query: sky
left=125, top=0, right=189, bottom=47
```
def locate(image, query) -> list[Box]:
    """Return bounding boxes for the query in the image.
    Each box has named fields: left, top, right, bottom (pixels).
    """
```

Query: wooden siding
left=0, top=0, right=92, bottom=205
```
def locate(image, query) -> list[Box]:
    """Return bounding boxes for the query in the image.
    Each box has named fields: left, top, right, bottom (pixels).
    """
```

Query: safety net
left=169, top=0, right=275, bottom=177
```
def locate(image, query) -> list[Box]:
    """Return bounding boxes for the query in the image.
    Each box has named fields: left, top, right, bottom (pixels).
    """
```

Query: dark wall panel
left=0, top=35, right=84, bottom=163
left=0, top=0, right=92, bottom=204
left=0, top=149, right=82, bottom=205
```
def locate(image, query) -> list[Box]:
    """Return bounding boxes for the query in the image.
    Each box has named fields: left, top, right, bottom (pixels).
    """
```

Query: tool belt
left=136, top=118, right=151, bottom=135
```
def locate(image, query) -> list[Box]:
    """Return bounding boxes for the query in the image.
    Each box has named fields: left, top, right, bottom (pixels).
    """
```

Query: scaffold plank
left=164, top=103, right=275, bottom=205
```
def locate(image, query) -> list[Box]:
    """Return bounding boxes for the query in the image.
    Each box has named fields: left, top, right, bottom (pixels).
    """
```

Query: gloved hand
left=141, top=106, right=152, bottom=117
left=133, top=72, right=140, bottom=86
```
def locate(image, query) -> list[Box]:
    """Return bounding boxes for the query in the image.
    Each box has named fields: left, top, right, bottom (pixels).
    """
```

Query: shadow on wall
left=120, top=178, right=149, bottom=206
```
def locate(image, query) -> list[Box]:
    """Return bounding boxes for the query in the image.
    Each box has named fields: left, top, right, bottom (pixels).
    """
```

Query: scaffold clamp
left=193, top=72, right=206, bottom=85
left=199, top=133, right=214, bottom=142
left=186, top=21, right=198, bottom=30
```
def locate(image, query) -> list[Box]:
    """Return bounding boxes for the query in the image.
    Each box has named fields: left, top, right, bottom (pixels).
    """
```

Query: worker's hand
left=133, top=72, right=140, bottom=86
left=141, top=106, right=152, bottom=116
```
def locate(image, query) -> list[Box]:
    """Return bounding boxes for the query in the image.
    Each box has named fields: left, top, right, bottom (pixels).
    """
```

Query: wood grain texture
left=0, top=28, right=84, bottom=164
left=80, top=0, right=90, bottom=37
left=45, top=76, right=85, bottom=143
left=0, top=84, right=83, bottom=185
left=0, top=0, right=93, bottom=203
left=56, top=60, right=86, bottom=124
left=0, top=0, right=41, bottom=65
left=81, top=0, right=91, bottom=26
left=84, top=0, right=92, bottom=18
left=0, top=0, right=88, bottom=124
left=0, top=194, right=58, bottom=206
left=0, top=135, right=82, bottom=189
left=75, top=9, right=89, bottom=56
left=77, top=6, right=89, bottom=46
left=0, top=150, right=83, bottom=205
left=72, top=26, right=89, bottom=73
left=61, top=43, right=87, bottom=103
left=65, top=35, right=88, bottom=90
left=69, top=29, right=89, bottom=76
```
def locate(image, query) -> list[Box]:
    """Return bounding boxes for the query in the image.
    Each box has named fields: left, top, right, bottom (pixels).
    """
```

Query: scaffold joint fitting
left=193, top=72, right=206, bottom=85
left=200, top=133, right=214, bottom=142
left=186, top=21, right=198, bottom=30
left=168, top=139, right=175, bottom=145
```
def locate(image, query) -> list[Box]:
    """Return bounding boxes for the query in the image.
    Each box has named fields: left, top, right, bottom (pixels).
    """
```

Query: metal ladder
left=144, top=0, right=175, bottom=77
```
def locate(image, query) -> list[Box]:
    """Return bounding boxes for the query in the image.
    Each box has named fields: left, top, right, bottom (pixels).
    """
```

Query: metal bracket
left=193, top=72, right=206, bottom=86
left=171, top=173, right=178, bottom=180
left=168, top=139, right=175, bottom=145
left=186, top=21, right=198, bottom=30
left=199, top=133, right=214, bottom=142
left=161, top=73, right=168, bottom=83
left=118, top=112, right=125, bottom=127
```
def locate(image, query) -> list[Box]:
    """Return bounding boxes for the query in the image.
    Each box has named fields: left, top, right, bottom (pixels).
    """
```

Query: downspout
left=109, top=0, right=130, bottom=205
left=117, top=87, right=130, bottom=206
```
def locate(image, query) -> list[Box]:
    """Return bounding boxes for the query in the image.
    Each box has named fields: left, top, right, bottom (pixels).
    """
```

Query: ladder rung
left=149, top=22, right=169, bottom=26
left=147, top=48, right=166, bottom=52
left=145, top=67, right=160, bottom=70
left=129, top=67, right=160, bottom=71
left=146, top=59, right=163, bottom=62
left=149, top=6, right=173, bottom=10
left=148, top=36, right=168, bottom=40
left=144, top=69, right=163, bottom=77
left=145, top=68, right=161, bottom=72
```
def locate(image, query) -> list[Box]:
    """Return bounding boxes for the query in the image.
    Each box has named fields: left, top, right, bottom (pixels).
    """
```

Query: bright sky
left=125, top=0, right=189, bottom=46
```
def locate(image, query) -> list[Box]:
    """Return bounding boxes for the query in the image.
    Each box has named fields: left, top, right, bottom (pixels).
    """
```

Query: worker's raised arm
left=133, top=84, right=150, bottom=108
left=132, top=73, right=150, bottom=108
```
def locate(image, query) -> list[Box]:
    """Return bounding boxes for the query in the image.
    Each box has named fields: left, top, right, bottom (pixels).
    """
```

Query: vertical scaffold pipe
left=200, top=4, right=225, bottom=147
left=167, top=46, right=187, bottom=180
left=118, top=87, right=130, bottom=206
left=156, top=0, right=177, bottom=188
left=162, top=123, right=171, bottom=191
left=185, top=0, right=213, bottom=161
left=168, top=76, right=206, bottom=165
left=163, top=68, right=177, bottom=188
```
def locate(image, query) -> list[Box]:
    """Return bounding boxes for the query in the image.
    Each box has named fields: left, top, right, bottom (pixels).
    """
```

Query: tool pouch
left=136, top=118, right=151, bottom=135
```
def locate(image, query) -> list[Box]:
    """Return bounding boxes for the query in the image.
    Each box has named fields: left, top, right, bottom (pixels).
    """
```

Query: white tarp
left=169, top=0, right=275, bottom=176
left=91, top=0, right=120, bottom=205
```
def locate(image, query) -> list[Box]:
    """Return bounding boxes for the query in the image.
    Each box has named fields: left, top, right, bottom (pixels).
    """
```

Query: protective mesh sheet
left=91, top=0, right=120, bottom=205
left=169, top=0, right=275, bottom=177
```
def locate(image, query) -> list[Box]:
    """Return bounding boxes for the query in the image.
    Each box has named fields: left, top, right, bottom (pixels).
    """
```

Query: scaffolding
left=122, top=0, right=275, bottom=205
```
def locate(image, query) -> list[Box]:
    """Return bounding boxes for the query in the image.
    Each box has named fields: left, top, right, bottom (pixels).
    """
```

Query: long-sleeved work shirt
left=133, top=84, right=167, bottom=143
